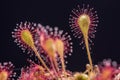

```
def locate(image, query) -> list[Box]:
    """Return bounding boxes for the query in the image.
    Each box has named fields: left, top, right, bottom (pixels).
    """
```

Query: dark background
left=1, top=0, right=120, bottom=78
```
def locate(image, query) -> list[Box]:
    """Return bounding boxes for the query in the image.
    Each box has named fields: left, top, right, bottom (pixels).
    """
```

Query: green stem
left=32, top=47, right=54, bottom=77
left=84, top=36, right=93, bottom=72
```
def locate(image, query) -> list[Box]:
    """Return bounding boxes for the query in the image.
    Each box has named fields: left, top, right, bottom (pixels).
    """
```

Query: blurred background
left=0, top=0, right=120, bottom=78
